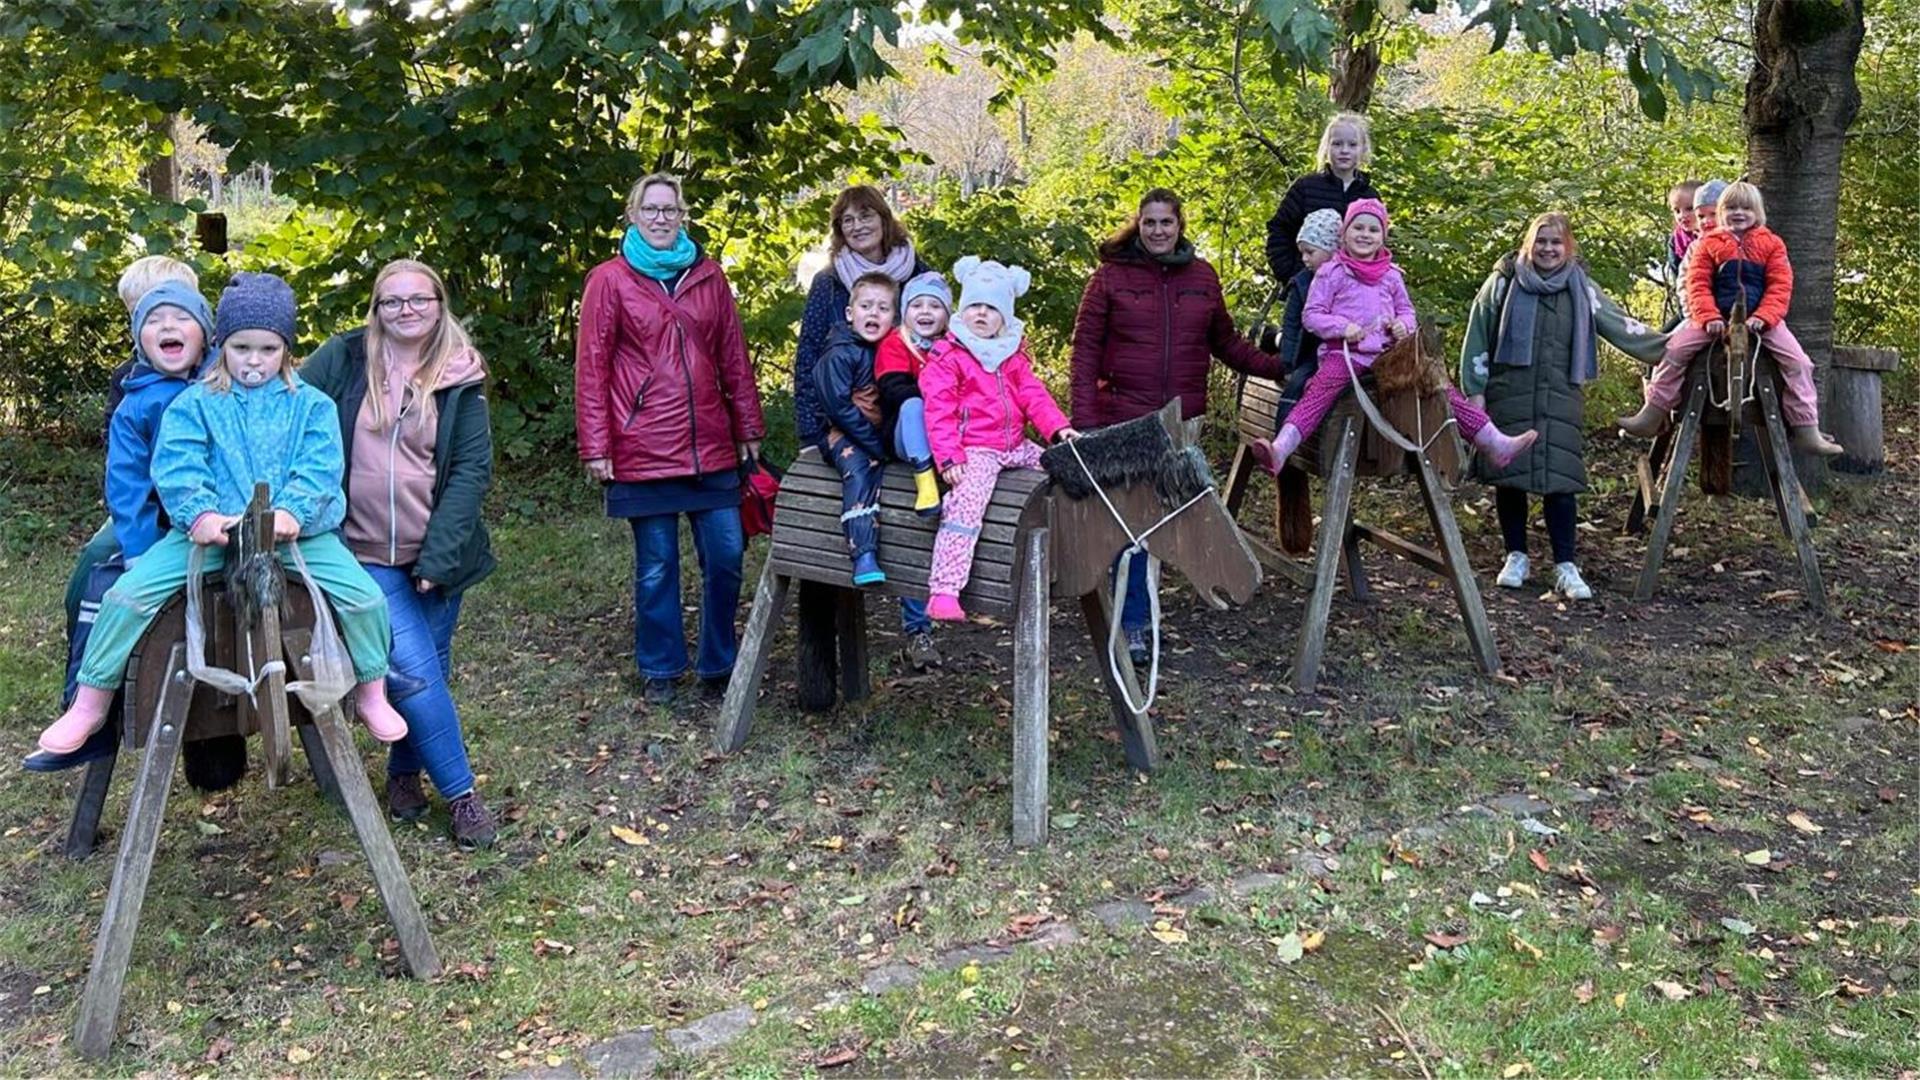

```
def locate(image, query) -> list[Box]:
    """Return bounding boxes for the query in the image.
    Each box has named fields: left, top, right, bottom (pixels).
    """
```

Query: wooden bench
left=62, top=487, right=440, bottom=1060
left=1219, top=361, right=1499, bottom=693
left=715, top=405, right=1261, bottom=845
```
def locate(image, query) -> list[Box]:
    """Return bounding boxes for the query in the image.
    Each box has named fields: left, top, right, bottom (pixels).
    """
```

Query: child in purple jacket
left=1253, top=199, right=1537, bottom=473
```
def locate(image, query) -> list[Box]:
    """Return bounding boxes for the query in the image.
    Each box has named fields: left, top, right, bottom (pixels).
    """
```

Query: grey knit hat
left=214, top=271, right=297, bottom=347
left=901, top=271, right=952, bottom=312
left=1297, top=208, right=1343, bottom=255
left=1693, top=179, right=1730, bottom=211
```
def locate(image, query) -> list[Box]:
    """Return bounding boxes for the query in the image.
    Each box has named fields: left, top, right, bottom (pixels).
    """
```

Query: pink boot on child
left=355, top=678, right=408, bottom=743
left=39, top=685, right=116, bottom=755
left=1473, top=425, right=1539, bottom=469
left=1251, top=424, right=1305, bottom=476
left=926, top=594, right=967, bottom=622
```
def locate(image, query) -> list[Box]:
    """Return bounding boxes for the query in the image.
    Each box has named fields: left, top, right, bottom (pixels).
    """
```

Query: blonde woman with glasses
left=303, top=258, right=499, bottom=848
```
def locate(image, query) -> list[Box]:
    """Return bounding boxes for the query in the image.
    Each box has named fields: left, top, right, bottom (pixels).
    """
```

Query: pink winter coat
left=920, top=335, right=1070, bottom=471
left=1301, top=260, right=1417, bottom=367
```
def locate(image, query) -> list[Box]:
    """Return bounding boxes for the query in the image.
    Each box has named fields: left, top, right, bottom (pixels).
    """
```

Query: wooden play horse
left=713, top=402, right=1262, bottom=846
left=1624, top=307, right=1825, bottom=611
left=62, top=486, right=440, bottom=1060
left=1221, top=326, right=1500, bottom=693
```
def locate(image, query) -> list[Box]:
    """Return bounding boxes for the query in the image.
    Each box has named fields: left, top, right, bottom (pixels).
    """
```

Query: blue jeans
left=1110, top=551, right=1153, bottom=633
left=892, top=397, right=933, bottom=468
left=826, top=435, right=884, bottom=560
left=365, top=564, right=477, bottom=800
left=630, top=508, right=744, bottom=680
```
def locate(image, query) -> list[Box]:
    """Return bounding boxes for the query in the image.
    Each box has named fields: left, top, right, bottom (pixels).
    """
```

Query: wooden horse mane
left=1039, top=406, right=1212, bottom=507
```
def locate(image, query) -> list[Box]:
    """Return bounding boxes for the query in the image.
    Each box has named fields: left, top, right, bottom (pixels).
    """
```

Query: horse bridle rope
left=1063, top=436, right=1216, bottom=717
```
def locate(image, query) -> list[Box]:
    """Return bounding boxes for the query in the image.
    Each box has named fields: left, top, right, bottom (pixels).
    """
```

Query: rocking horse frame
left=63, top=486, right=440, bottom=1061
left=714, top=402, right=1261, bottom=846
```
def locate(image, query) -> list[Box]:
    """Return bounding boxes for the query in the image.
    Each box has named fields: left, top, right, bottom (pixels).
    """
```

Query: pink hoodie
left=920, top=334, right=1069, bottom=471
left=1301, top=259, right=1417, bottom=367
left=345, top=345, right=487, bottom=567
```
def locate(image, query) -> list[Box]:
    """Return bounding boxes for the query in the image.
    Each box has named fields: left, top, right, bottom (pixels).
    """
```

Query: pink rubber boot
left=354, top=678, right=408, bottom=743
left=39, top=685, right=116, bottom=755
left=926, top=594, right=967, bottom=622
left=1473, top=425, right=1540, bottom=469
left=1251, top=424, right=1304, bottom=476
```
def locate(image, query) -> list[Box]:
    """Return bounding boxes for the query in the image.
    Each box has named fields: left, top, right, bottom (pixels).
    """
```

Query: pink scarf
left=1335, top=247, right=1396, bottom=287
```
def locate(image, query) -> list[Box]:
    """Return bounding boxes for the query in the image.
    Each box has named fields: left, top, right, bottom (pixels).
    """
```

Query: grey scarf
left=1495, top=256, right=1597, bottom=385
left=948, top=314, right=1026, bottom=374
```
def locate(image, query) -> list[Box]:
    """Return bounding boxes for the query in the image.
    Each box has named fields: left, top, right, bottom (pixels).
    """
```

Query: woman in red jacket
left=1068, top=188, right=1280, bottom=664
left=576, top=173, right=767, bottom=706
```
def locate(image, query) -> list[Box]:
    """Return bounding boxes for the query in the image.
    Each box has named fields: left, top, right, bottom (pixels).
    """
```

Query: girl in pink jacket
left=1253, top=200, right=1536, bottom=473
left=921, top=257, right=1078, bottom=621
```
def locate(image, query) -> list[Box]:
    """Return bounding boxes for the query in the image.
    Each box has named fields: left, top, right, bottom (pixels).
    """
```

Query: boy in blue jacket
left=814, top=272, right=899, bottom=586
left=39, top=273, right=408, bottom=755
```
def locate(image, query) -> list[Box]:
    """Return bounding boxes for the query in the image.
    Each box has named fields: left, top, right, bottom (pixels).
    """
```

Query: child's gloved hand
left=189, top=512, right=239, bottom=547
left=1343, top=322, right=1365, bottom=342
left=272, top=510, right=300, bottom=542
left=1705, top=319, right=1727, bottom=336
left=1745, top=316, right=1765, bottom=334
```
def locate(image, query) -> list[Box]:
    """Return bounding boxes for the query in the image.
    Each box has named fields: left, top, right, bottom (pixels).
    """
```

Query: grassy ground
left=0, top=423, right=1913, bottom=1078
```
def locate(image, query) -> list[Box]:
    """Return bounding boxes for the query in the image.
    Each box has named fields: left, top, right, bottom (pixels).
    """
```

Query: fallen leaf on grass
left=1509, top=931, right=1544, bottom=960
left=204, top=1037, right=235, bottom=1064
left=1528, top=850, right=1551, bottom=873
left=1005, top=913, right=1052, bottom=938
left=1503, top=1063, right=1533, bottom=1078
left=1150, top=919, right=1189, bottom=945
left=813, top=1041, right=868, bottom=1068
left=1052, top=812, right=1081, bottom=830
left=1213, top=759, right=1243, bottom=771
left=1274, top=931, right=1305, bottom=963
left=1423, top=930, right=1468, bottom=949
left=1743, top=848, right=1773, bottom=865
left=1573, top=980, right=1595, bottom=1004
left=1651, top=979, right=1692, bottom=1001
left=609, top=825, right=649, bottom=847
left=813, top=835, right=846, bottom=851
left=1300, top=929, right=1325, bottom=953
left=1827, top=1024, right=1866, bottom=1040
left=1786, top=811, right=1824, bottom=835
left=1720, top=917, right=1756, bottom=936
left=287, top=1046, right=315, bottom=1064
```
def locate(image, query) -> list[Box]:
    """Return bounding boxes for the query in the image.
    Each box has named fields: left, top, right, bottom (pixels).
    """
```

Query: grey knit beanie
left=215, top=271, right=297, bottom=347
left=1693, top=179, right=1730, bottom=211
left=901, top=271, right=952, bottom=312
left=1297, top=208, right=1343, bottom=255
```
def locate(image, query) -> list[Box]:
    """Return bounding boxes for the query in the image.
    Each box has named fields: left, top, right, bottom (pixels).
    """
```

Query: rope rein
left=1063, top=437, right=1216, bottom=717
left=1339, top=337, right=1457, bottom=456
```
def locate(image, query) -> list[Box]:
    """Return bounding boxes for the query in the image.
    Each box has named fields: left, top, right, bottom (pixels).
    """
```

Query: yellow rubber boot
left=913, top=468, right=941, bottom=516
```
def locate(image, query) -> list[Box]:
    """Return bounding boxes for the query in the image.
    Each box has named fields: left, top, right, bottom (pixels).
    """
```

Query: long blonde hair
left=362, top=259, right=479, bottom=430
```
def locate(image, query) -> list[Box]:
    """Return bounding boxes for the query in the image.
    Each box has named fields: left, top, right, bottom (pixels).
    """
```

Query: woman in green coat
left=1459, top=213, right=1667, bottom=601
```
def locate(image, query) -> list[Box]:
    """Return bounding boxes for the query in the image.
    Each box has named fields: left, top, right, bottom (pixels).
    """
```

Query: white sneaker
left=1496, top=552, right=1531, bottom=589
left=1553, top=562, right=1593, bottom=601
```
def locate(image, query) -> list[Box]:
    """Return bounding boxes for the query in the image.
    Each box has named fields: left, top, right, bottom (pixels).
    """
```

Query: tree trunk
left=1328, top=0, right=1381, bottom=112
left=1736, top=0, right=1864, bottom=493
left=145, top=116, right=177, bottom=202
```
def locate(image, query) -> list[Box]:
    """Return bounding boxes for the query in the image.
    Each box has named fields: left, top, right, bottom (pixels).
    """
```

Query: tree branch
left=1232, top=5, right=1288, bottom=164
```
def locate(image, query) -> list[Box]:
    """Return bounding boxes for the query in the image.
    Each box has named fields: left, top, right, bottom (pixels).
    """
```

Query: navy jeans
left=1109, top=550, right=1153, bottom=633
left=630, top=507, right=744, bottom=681
left=826, top=434, right=884, bottom=560
left=365, top=563, right=477, bottom=800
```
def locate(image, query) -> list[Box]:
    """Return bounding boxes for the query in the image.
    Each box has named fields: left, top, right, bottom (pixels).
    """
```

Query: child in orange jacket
left=1618, top=182, right=1841, bottom=456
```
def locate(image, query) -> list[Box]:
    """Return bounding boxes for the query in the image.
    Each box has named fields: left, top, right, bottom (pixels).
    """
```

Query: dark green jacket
left=302, top=329, right=496, bottom=593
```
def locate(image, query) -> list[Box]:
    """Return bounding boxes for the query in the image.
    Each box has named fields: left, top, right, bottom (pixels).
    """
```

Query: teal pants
left=77, top=530, right=391, bottom=690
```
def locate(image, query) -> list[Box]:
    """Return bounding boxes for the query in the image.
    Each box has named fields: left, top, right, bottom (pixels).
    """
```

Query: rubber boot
left=1473, top=425, right=1540, bottom=469
left=912, top=466, right=942, bottom=517
left=1251, top=423, right=1304, bottom=476
left=1616, top=402, right=1668, bottom=439
left=38, top=684, right=115, bottom=755
left=355, top=678, right=408, bottom=743
left=927, top=594, right=966, bottom=622
left=1789, top=426, right=1843, bottom=457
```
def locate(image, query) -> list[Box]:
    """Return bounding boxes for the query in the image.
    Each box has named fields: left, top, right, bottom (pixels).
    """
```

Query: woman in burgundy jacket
left=576, top=172, right=766, bottom=706
left=1068, top=188, right=1279, bottom=664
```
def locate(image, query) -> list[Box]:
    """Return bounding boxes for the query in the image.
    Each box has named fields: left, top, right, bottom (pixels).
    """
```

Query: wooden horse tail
left=1701, top=422, right=1734, bottom=495
left=183, top=734, right=248, bottom=792
left=1701, top=301, right=1748, bottom=497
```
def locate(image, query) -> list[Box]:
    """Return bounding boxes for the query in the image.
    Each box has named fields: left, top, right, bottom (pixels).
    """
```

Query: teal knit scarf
left=622, top=226, right=698, bottom=280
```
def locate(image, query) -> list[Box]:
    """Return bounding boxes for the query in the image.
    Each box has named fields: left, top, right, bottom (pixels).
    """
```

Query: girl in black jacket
left=1264, top=113, right=1382, bottom=284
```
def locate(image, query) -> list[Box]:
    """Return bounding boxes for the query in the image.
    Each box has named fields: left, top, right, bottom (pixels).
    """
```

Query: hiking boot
left=907, top=631, right=942, bottom=672
left=642, top=677, right=677, bottom=706
left=449, top=793, right=497, bottom=850
left=1552, top=562, right=1594, bottom=601
left=387, top=772, right=429, bottom=822
left=1495, top=551, right=1531, bottom=589
left=1616, top=402, right=1668, bottom=439
left=1790, top=426, right=1844, bottom=457
left=1125, top=627, right=1150, bottom=668
left=700, top=673, right=731, bottom=701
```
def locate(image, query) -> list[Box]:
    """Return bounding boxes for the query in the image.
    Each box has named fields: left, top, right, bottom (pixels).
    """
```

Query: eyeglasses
left=636, top=205, right=684, bottom=220
left=377, top=295, right=440, bottom=314
left=838, top=209, right=880, bottom=228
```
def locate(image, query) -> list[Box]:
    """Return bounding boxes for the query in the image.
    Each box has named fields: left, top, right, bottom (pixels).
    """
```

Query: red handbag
left=739, top=454, right=782, bottom=538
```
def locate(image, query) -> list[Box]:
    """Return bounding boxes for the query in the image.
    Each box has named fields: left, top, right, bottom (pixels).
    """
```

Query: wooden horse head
left=1039, top=401, right=1263, bottom=606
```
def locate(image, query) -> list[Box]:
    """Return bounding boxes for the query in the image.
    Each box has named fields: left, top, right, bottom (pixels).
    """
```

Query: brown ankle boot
left=1616, top=403, right=1668, bottom=439
left=1790, top=426, right=1843, bottom=457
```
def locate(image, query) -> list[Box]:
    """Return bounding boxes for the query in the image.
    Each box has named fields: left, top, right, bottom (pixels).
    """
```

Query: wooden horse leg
left=1278, top=464, right=1314, bottom=556
left=290, top=654, right=441, bottom=981
left=1011, top=529, right=1051, bottom=848
left=1634, top=368, right=1709, bottom=602
left=73, top=644, right=193, bottom=1061
left=1625, top=426, right=1675, bottom=536
left=297, top=723, right=343, bottom=806
left=1222, top=443, right=1256, bottom=516
left=1413, top=448, right=1501, bottom=677
left=836, top=587, right=870, bottom=705
left=794, top=579, right=839, bottom=713
left=1340, top=509, right=1370, bottom=603
left=1753, top=364, right=1828, bottom=615
left=1292, top=418, right=1359, bottom=694
left=1078, top=589, right=1159, bottom=774
left=714, top=560, right=792, bottom=754
left=65, top=750, right=119, bottom=860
